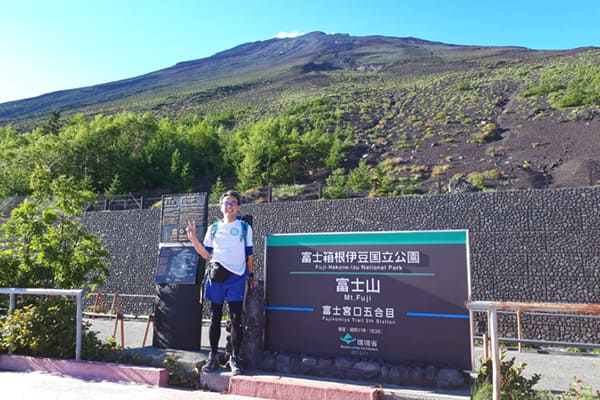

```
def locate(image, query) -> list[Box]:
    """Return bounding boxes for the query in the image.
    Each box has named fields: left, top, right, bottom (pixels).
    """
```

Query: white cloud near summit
left=275, top=31, right=301, bottom=38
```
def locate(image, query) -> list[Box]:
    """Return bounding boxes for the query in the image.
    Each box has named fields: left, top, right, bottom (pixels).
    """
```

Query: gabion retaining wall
left=82, top=209, right=159, bottom=315
left=84, top=187, right=600, bottom=345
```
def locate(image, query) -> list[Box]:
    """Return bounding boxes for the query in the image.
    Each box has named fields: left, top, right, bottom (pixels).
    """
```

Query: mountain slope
left=1, top=32, right=599, bottom=195
left=0, top=32, right=538, bottom=126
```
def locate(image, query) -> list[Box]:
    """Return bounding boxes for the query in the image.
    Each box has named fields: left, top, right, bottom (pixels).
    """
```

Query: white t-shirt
left=203, top=219, right=253, bottom=276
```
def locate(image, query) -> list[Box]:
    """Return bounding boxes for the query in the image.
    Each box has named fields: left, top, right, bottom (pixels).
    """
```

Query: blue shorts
left=205, top=271, right=247, bottom=304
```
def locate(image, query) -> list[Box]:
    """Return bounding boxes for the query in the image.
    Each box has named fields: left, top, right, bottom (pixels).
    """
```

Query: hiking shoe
left=202, top=353, right=220, bottom=373
left=229, top=355, right=242, bottom=375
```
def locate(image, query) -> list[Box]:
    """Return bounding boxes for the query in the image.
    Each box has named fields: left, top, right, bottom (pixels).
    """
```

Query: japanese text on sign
left=301, top=250, right=420, bottom=264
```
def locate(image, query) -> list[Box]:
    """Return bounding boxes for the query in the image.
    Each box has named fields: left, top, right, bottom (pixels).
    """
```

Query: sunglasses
left=223, top=201, right=238, bottom=207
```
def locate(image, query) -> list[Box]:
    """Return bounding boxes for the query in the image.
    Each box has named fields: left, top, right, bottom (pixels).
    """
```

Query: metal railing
left=466, top=300, right=600, bottom=400
left=0, top=288, right=85, bottom=360
left=86, top=193, right=162, bottom=211
left=472, top=310, right=600, bottom=353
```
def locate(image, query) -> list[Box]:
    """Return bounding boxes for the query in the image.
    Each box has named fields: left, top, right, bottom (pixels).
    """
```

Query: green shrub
left=467, top=172, right=486, bottom=190
left=431, top=164, right=452, bottom=177
left=346, top=160, right=372, bottom=193
left=272, top=184, right=305, bottom=199
left=163, top=355, right=201, bottom=389
left=0, top=297, right=116, bottom=360
left=0, top=167, right=109, bottom=290
left=522, top=65, right=568, bottom=98
left=400, top=182, right=422, bottom=195
left=369, top=164, right=396, bottom=197
left=208, top=176, right=227, bottom=205
left=554, top=64, right=600, bottom=107
left=323, top=168, right=348, bottom=199
left=565, top=347, right=583, bottom=353
left=522, top=81, right=565, bottom=98
left=472, top=354, right=541, bottom=400
left=556, top=378, right=600, bottom=400
left=456, top=81, right=472, bottom=91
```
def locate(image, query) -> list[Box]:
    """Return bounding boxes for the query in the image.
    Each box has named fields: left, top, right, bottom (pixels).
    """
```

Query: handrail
left=0, top=288, right=85, bottom=360
left=471, top=308, right=600, bottom=353
left=466, top=300, right=600, bottom=400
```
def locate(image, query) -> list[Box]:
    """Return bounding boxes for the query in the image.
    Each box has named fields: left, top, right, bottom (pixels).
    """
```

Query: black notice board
left=154, top=192, right=208, bottom=350
left=160, top=193, right=207, bottom=244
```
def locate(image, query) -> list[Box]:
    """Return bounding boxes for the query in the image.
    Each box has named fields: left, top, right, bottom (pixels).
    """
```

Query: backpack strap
left=210, top=221, right=218, bottom=241
left=241, top=220, right=248, bottom=246
left=210, top=219, right=248, bottom=246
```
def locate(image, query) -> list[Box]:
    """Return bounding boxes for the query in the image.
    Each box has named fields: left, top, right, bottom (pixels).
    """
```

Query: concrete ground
left=86, top=317, right=599, bottom=393
left=1, top=317, right=598, bottom=399
left=0, top=370, right=263, bottom=400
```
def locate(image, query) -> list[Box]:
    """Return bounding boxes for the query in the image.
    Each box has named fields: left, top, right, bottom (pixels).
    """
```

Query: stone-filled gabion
left=259, top=351, right=467, bottom=389
left=84, top=187, right=600, bottom=371
left=82, top=209, right=160, bottom=316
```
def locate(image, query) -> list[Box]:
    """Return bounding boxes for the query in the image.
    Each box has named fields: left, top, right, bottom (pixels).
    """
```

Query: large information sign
left=265, top=230, right=471, bottom=369
left=160, top=193, right=207, bottom=244
left=155, top=193, right=207, bottom=285
left=153, top=192, right=208, bottom=350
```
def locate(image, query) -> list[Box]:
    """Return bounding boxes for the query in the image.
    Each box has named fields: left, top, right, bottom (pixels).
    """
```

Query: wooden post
left=109, top=295, right=116, bottom=314
left=142, top=315, right=155, bottom=347
left=93, top=292, right=105, bottom=315
left=111, top=294, right=125, bottom=348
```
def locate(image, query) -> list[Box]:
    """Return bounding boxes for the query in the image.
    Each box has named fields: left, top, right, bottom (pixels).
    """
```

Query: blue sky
left=1, top=0, right=599, bottom=104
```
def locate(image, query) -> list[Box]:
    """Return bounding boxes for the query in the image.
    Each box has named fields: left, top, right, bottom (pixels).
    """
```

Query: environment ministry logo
left=340, top=333, right=356, bottom=345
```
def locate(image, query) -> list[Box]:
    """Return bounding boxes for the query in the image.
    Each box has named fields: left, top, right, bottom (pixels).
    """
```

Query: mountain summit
left=0, top=32, right=531, bottom=125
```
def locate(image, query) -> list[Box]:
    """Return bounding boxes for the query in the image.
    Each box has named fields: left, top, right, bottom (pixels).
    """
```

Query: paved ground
left=86, top=317, right=599, bottom=393
left=1, top=317, right=598, bottom=398
left=86, top=316, right=224, bottom=349
left=0, top=370, right=263, bottom=400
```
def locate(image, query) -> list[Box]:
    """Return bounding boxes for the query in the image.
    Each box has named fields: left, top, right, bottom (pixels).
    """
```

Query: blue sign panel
left=155, top=246, right=200, bottom=285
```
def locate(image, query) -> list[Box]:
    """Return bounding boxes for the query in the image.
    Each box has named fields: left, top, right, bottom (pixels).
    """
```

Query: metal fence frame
left=0, top=288, right=85, bottom=360
left=466, top=300, right=600, bottom=400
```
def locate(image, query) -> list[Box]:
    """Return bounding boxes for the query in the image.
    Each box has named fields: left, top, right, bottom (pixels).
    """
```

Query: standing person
left=186, top=190, right=258, bottom=375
